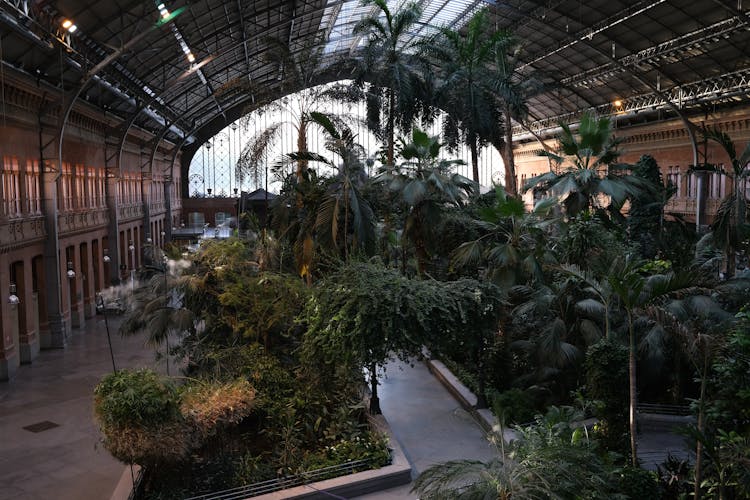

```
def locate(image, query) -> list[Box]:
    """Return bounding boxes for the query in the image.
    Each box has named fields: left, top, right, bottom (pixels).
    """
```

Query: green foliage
left=615, top=466, right=660, bottom=499
left=558, top=211, right=628, bottom=271
left=303, top=432, right=391, bottom=473
left=706, top=310, right=750, bottom=433
left=413, top=405, right=616, bottom=499
left=218, top=272, right=309, bottom=350
left=525, top=113, right=649, bottom=217
left=94, top=370, right=256, bottom=469
left=585, top=338, right=629, bottom=452
left=492, top=388, right=536, bottom=425
left=94, top=369, right=180, bottom=428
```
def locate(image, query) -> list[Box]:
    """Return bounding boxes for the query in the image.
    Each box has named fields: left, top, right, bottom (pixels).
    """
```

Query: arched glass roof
left=0, top=0, right=747, bottom=169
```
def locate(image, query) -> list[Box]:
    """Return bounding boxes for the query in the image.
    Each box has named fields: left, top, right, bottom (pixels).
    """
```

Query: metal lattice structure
left=1, top=0, right=748, bottom=183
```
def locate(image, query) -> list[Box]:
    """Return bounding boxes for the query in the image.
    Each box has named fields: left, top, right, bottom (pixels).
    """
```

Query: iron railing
left=183, top=456, right=386, bottom=500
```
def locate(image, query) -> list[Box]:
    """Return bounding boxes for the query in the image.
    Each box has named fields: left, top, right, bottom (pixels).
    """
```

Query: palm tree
left=272, top=112, right=377, bottom=282
left=700, top=128, right=750, bottom=278
left=412, top=406, right=612, bottom=499
left=120, top=266, right=194, bottom=371
left=524, top=113, right=648, bottom=217
left=490, top=32, right=544, bottom=197
left=376, top=127, right=475, bottom=275
left=588, top=257, right=707, bottom=465
left=223, top=39, right=352, bottom=190
left=425, top=9, right=505, bottom=183
left=451, top=187, right=557, bottom=287
left=353, top=0, right=426, bottom=167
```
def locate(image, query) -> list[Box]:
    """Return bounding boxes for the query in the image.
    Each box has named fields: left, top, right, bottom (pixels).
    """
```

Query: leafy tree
left=302, top=262, right=503, bottom=412
left=627, top=155, right=675, bottom=259
left=585, top=338, right=629, bottom=453
left=377, top=128, right=475, bottom=275
left=524, top=113, right=648, bottom=217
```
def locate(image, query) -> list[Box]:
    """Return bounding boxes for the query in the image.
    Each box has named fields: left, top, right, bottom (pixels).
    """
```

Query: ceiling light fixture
left=614, top=99, right=623, bottom=107
left=61, top=19, right=77, bottom=33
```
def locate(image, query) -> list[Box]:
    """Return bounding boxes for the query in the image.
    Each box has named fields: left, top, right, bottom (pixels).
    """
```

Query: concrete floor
left=354, top=360, right=498, bottom=500
left=0, top=315, right=164, bottom=500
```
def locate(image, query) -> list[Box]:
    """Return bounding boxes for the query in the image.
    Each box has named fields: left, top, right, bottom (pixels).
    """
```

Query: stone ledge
left=252, top=414, right=412, bottom=499
left=426, top=358, right=519, bottom=442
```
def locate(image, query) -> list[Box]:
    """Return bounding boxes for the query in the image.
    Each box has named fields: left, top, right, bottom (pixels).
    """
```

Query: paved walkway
left=354, top=360, right=498, bottom=500
left=0, top=315, right=164, bottom=500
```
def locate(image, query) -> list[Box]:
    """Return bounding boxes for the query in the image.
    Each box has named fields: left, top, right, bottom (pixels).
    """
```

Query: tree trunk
left=369, top=362, right=381, bottom=414
left=469, top=138, right=479, bottom=184
left=387, top=88, right=396, bottom=167
left=503, top=104, right=517, bottom=197
left=475, top=345, right=488, bottom=409
left=628, top=311, right=638, bottom=466
left=694, top=349, right=709, bottom=500
left=296, top=118, right=308, bottom=182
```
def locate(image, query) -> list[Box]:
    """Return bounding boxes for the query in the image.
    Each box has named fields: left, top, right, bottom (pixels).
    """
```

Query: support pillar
left=0, top=268, right=20, bottom=380
left=105, top=174, right=121, bottom=286
left=40, top=174, right=69, bottom=348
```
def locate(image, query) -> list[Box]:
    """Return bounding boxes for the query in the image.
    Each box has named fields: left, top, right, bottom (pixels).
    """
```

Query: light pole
left=128, top=241, right=135, bottom=290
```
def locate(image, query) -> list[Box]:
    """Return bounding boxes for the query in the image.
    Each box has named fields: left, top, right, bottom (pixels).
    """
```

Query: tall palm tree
left=221, top=39, right=352, bottom=190
left=490, top=32, right=544, bottom=197
left=524, top=113, right=649, bottom=217
left=376, top=127, right=475, bottom=275
left=425, top=9, right=505, bottom=183
left=700, top=128, right=750, bottom=278
left=272, top=112, right=377, bottom=282
left=586, top=257, right=707, bottom=465
left=353, top=0, right=426, bottom=167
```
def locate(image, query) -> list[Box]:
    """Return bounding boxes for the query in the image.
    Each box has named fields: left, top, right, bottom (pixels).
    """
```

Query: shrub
left=93, top=369, right=187, bottom=466
left=616, top=466, right=660, bottom=499
left=585, top=338, right=629, bottom=453
left=180, top=379, right=256, bottom=438
left=492, top=388, right=536, bottom=425
left=94, top=369, right=180, bottom=428
left=94, top=370, right=256, bottom=467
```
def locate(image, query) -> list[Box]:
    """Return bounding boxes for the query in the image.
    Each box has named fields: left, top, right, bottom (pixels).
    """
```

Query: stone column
left=19, top=259, right=40, bottom=363
left=0, top=264, right=20, bottom=380
left=40, top=173, right=68, bottom=348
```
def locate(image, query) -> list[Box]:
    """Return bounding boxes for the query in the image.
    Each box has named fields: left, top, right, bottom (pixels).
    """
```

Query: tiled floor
left=0, top=315, right=164, bottom=500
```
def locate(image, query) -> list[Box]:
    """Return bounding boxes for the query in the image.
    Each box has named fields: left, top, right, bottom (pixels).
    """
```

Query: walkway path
left=0, top=315, right=164, bottom=500
left=354, top=360, right=498, bottom=500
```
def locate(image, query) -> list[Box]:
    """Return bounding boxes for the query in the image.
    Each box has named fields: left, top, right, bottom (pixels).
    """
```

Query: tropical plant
left=119, top=264, right=194, bottom=365
left=377, top=128, right=475, bottom=275
left=272, top=112, right=377, bottom=282
left=452, top=186, right=556, bottom=287
left=489, top=31, right=544, bottom=197
left=219, top=38, right=352, bottom=189
left=412, top=406, right=613, bottom=499
left=698, top=128, right=750, bottom=278
left=353, top=0, right=428, bottom=166
left=588, top=257, right=709, bottom=465
left=424, top=9, right=505, bottom=183
left=524, top=113, right=649, bottom=217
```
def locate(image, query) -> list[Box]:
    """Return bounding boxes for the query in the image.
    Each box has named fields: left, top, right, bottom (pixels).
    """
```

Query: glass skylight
left=321, top=0, right=488, bottom=56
